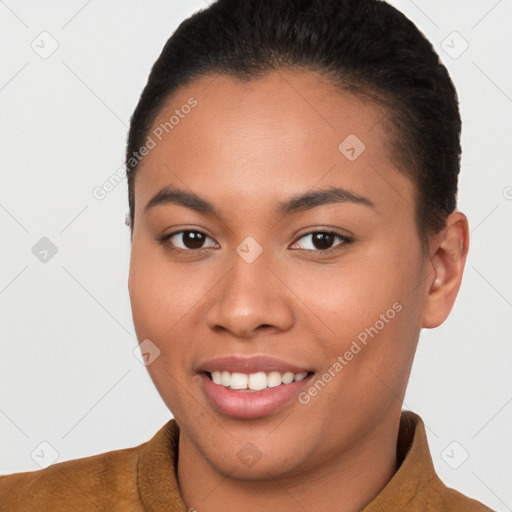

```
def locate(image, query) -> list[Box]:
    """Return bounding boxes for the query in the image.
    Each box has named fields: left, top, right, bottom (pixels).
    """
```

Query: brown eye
left=163, top=230, right=218, bottom=251
left=291, top=231, right=352, bottom=252
left=311, top=232, right=335, bottom=250
left=182, top=231, right=206, bottom=249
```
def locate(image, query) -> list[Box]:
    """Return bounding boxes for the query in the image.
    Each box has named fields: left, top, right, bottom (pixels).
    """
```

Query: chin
left=203, top=447, right=306, bottom=481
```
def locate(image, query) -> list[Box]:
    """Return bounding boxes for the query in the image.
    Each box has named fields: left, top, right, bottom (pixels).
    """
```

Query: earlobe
left=421, top=211, right=470, bottom=329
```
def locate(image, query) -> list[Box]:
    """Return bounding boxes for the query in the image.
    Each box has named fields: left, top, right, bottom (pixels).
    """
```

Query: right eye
left=159, top=229, right=219, bottom=252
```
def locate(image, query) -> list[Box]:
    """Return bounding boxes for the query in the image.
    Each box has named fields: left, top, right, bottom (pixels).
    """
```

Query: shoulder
left=384, top=411, right=495, bottom=512
left=426, top=476, right=495, bottom=512
left=0, top=438, right=147, bottom=512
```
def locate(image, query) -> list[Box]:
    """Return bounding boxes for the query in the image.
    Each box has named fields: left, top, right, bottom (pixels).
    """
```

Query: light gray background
left=1, top=1, right=511, bottom=510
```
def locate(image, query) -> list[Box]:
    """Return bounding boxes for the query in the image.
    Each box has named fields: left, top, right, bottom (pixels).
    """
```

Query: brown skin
left=128, top=70, right=469, bottom=511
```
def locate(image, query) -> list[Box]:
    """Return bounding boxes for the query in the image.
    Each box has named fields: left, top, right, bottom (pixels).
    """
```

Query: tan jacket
left=0, top=411, right=493, bottom=511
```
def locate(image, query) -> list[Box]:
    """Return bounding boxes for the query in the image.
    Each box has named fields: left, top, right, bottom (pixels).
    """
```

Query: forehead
left=134, top=70, right=414, bottom=218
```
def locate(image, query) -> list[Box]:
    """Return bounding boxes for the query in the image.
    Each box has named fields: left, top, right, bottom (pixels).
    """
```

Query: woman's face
left=128, top=70, right=433, bottom=479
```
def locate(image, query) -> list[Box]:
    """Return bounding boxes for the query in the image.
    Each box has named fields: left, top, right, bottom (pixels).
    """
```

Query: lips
left=197, top=355, right=315, bottom=419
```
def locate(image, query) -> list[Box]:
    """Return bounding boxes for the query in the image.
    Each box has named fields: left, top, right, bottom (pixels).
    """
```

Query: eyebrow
left=144, top=185, right=375, bottom=217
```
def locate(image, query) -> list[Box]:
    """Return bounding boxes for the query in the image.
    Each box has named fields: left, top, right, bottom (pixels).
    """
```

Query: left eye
left=291, top=231, right=352, bottom=252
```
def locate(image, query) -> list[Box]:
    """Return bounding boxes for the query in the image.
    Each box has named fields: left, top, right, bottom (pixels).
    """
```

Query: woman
left=0, top=0, right=493, bottom=510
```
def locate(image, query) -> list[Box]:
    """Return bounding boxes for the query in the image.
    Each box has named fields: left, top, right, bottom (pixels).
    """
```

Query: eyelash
left=157, top=229, right=353, bottom=255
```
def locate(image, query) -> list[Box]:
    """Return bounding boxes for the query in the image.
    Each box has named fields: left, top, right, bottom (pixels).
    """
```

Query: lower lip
left=200, top=373, right=313, bottom=419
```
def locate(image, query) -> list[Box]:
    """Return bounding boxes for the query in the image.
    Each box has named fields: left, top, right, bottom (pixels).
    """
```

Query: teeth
left=267, top=371, right=282, bottom=388
left=248, top=372, right=267, bottom=391
left=208, top=370, right=309, bottom=390
left=230, top=372, right=248, bottom=390
left=221, top=371, right=231, bottom=387
left=281, top=372, right=294, bottom=384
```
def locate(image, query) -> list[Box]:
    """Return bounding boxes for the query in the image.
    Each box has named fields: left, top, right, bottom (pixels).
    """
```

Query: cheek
left=279, top=246, right=418, bottom=343
left=128, top=251, right=197, bottom=413
left=128, top=241, right=212, bottom=375
left=297, top=300, right=419, bottom=439
left=289, top=242, right=422, bottom=394
left=129, top=241, right=194, bottom=338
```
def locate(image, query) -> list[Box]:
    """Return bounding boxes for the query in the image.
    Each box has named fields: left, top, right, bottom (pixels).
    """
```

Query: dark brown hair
left=126, top=0, right=461, bottom=254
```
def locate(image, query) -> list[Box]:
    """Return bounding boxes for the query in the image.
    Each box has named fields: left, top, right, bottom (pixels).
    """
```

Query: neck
left=177, top=412, right=401, bottom=512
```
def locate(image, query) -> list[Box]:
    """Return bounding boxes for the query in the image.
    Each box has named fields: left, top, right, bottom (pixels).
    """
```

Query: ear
left=421, top=211, right=470, bottom=329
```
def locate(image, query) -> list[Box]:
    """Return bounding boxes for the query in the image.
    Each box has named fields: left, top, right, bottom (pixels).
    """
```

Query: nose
left=205, top=252, right=295, bottom=339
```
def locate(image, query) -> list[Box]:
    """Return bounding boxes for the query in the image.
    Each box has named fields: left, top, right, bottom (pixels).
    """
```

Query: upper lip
left=197, top=355, right=313, bottom=375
